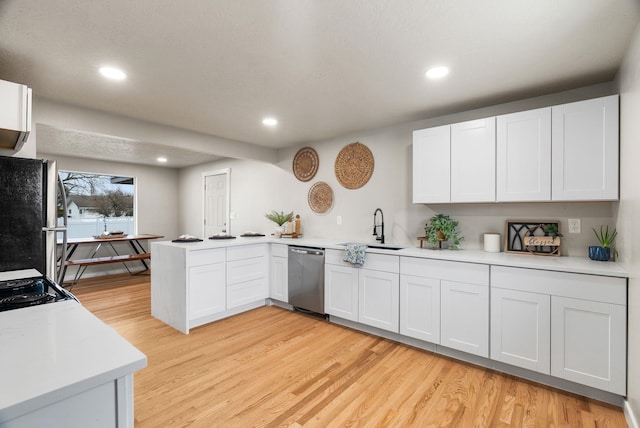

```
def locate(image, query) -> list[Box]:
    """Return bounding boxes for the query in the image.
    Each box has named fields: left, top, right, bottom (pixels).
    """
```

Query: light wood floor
left=71, top=274, right=628, bottom=428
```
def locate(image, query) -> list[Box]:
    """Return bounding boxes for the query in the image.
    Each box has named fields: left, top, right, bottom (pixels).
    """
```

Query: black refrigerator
left=0, top=155, right=68, bottom=283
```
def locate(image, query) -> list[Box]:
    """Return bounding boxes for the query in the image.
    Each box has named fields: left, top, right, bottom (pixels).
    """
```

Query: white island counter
left=0, top=300, right=147, bottom=428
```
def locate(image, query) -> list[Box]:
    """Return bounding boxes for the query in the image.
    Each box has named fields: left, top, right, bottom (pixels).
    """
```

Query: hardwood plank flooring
left=71, top=274, right=628, bottom=427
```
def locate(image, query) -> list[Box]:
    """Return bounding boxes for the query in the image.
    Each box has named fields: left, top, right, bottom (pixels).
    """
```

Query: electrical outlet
left=568, top=218, right=581, bottom=233
left=336, top=215, right=342, bottom=225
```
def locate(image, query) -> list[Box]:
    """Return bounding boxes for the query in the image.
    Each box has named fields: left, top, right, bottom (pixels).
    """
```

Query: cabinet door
left=451, top=118, right=496, bottom=202
left=412, top=126, right=451, bottom=203
left=188, top=263, right=226, bottom=320
left=551, top=95, right=619, bottom=201
left=440, top=280, right=489, bottom=357
left=399, top=274, right=440, bottom=343
left=551, top=296, right=626, bottom=394
left=270, top=256, right=288, bottom=302
left=359, top=269, right=399, bottom=333
left=496, top=108, right=551, bottom=201
left=491, top=288, right=550, bottom=374
left=324, top=264, right=359, bottom=321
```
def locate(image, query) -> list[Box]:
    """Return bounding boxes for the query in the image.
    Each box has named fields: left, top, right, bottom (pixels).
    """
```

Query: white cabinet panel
left=552, top=95, right=619, bottom=201
left=188, top=263, right=226, bottom=320
left=400, top=274, right=440, bottom=343
left=0, top=78, right=31, bottom=150
left=497, top=108, right=551, bottom=201
left=440, top=280, right=489, bottom=357
left=324, top=264, right=359, bottom=321
left=227, top=257, right=267, bottom=285
left=551, top=296, right=626, bottom=394
left=358, top=269, right=399, bottom=333
left=491, top=288, right=550, bottom=374
left=450, top=118, right=496, bottom=202
left=412, top=126, right=451, bottom=203
left=270, top=255, right=288, bottom=302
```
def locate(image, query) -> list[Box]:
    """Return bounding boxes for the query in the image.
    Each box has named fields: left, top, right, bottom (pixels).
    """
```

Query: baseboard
left=625, top=400, right=639, bottom=428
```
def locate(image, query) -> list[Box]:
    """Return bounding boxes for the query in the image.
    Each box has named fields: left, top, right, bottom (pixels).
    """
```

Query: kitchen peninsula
left=151, top=237, right=628, bottom=405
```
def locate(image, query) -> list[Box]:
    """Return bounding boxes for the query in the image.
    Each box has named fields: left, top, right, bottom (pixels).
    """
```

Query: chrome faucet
left=373, top=208, right=384, bottom=244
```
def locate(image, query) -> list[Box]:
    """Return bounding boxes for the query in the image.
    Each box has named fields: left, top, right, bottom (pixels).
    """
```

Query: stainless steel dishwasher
left=288, top=246, right=325, bottom=315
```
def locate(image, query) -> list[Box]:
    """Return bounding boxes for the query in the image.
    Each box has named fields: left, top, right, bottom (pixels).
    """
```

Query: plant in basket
left=424, top=214, right=463, bottom=250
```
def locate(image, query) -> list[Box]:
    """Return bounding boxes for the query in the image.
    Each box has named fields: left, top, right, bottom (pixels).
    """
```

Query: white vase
left=274, top=225, right=285, bottom=237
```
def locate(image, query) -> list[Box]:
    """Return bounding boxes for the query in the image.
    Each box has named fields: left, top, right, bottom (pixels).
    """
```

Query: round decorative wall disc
left=308, top=181, right=334, bottom=214
left=292, top=147, right=319, bottom=182
left=334, top=142, right=374, bottom=189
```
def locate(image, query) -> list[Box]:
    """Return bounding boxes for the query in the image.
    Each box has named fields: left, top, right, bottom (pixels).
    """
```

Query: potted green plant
left=265, top=210, right=293, bottom=237
left=590, top=225, right=617, bottom=261
left=543, top=223, right=563, bottom=240
left=424, top=214, right=463, bottom=250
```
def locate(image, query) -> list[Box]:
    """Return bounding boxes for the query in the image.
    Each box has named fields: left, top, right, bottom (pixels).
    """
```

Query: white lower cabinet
left=399, top=274, right=440, bottom=343
left=440, top=280, right=489, bottom=357
left=491, top=265, right=627, bottom=394
left=324, top=250, right=399, bottom=332
left=226, top=244, right=268, bottom=309
left=490, top=288, right=550, bottom=374
left=188, top=262, right=226, bottom=320
left=359, top=269, right=399, bottom=332
left=551, top=296, right=626, bottom=394
left=325, top=263, right=359, bottom=321
left=400, top=257, right=489, bottom=355
left=269, top=244, right=288, bottom=302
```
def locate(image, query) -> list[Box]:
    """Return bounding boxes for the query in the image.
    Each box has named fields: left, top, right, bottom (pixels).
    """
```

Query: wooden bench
left=64, top=253, right=151, bottom=289
left=65, top=253, right=151, bottom=267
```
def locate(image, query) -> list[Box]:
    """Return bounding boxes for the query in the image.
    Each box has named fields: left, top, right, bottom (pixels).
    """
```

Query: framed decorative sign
left=504, top=220, right=561, bottom=256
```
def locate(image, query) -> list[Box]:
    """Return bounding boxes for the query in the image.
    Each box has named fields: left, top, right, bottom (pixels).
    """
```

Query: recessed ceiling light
left=157, top=157, right=168, bottom=163
left=99, top=66, right=127, bottom=81
left=262, top=117, right=278, bottom=127
left=425, top=66, right=449, bottom=79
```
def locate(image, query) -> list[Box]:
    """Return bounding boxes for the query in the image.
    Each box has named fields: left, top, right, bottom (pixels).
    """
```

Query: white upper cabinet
left=412, top=94, right=619, bottom=204
left=551, top=95, right=619, bottom=201
left=412, top=125, right=451, bottom=203
left=450, top=118, right=496, bottom=202
left=0, top=79, right=32, bottom=150
left=496, top=108, right=551, bottom=201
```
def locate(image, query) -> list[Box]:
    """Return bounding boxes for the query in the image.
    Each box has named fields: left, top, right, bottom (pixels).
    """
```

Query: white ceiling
left=0, top=1, right=639, bottom=167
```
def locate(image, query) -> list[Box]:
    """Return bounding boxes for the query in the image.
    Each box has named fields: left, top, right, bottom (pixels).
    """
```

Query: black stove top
left=0, top=276, right=75, bottom=312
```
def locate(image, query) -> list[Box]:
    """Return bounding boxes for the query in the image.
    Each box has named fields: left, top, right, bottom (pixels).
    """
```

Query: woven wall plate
left=308, top=181, right=334, bottom=214
left=292, top=147, right=319, bottom=182
left=334, top=142, right=374, bottom=189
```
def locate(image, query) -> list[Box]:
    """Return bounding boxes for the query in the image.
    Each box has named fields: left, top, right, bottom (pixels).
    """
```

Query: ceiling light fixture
left=157, top=157, right=168, bottom=163
left=262, top=117, right=278, bottom=127
left=99, top=66, right=127, bottom=81
left=425, top=66, right=449, bottom=79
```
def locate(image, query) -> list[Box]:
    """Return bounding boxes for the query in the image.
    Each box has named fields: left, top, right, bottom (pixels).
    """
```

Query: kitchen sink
left=337, top=243, right=404, bottom=251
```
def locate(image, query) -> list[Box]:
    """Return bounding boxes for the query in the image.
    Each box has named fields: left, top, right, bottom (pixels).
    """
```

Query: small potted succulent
left=424, top=214, right=463, bottom=250
left=590, top=225, right=617, bottom=261
left=265, top=210, right=293, bottom=237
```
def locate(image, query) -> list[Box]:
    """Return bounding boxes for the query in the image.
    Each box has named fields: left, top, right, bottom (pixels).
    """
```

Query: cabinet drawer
left=400, top=257, right=489, bottom=286
left=227, top=244, right=267, bottom=261
left=326, top=249, right=399, bottom=273
left=491, top=266, right=626, bottom=305
left=188, top=248, right=225, bottom=267
left=227, top=257, right=267, bottom=285
left=227, top=278, right=268, bottom=309
left=271, top=243, right=288, bottom=258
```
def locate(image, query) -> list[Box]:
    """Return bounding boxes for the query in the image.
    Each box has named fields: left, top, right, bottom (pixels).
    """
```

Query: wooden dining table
left=59, top=234, right=164, bottom=288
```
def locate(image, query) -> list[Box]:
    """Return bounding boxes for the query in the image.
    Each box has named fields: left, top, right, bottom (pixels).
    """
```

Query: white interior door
left=204, top=170, right=229, bottom=237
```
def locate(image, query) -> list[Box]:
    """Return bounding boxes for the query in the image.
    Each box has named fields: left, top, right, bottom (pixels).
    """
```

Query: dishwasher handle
left=290, top=248, right=324, bottom=256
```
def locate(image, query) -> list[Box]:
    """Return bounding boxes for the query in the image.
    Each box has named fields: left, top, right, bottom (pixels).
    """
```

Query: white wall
left=180, top=83, right=618, bottom=256
left=616, top=21, right=640, bottom=426
left=37, top=153, right=179, bottom=279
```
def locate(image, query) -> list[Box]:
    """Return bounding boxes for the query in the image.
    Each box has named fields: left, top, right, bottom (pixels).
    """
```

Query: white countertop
left=0, top=300, right=147, bottom=423
left=153, top=236, right=628, bottom=278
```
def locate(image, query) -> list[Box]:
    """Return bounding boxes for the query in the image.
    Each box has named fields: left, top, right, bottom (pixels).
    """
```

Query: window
left=59, top=171, right=135, bottom=239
